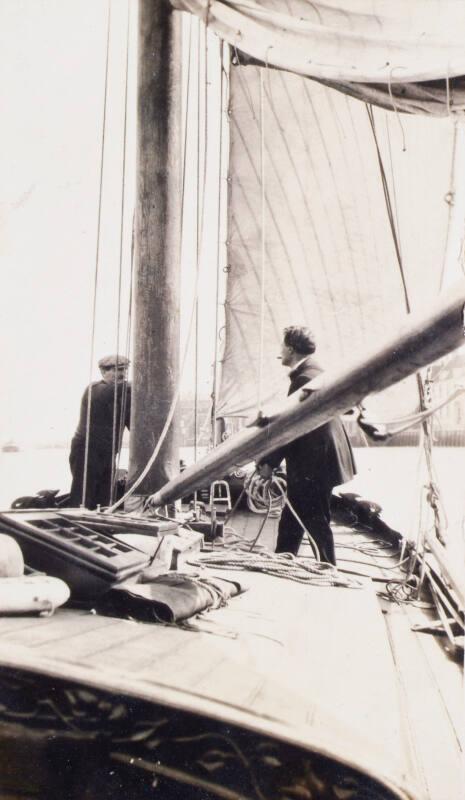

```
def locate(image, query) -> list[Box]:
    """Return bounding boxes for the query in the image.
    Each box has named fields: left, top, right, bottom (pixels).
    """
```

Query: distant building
left=179, top=397, right=212, bottom=447
left=428, top=351, right=465, bottom=440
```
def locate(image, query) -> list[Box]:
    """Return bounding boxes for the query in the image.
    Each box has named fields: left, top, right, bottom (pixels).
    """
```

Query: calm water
left=0, top=446, right=464, bottom=559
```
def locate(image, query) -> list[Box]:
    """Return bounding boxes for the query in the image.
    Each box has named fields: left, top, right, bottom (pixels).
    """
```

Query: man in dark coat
left=259, top=327, right=355, bottom=564
left=68, top=355, right=131, bottom=509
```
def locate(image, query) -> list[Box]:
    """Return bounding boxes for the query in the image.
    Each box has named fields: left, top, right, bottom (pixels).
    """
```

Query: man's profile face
left=280, top=340, right=293, bottom=367
left=100, top=365, right=128, bottom=385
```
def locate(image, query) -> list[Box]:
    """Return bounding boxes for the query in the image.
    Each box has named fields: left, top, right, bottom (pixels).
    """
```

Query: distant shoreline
left=5, top=431, right=465, bottom=451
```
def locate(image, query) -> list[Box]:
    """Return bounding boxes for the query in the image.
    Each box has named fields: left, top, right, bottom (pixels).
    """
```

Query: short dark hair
left=283, top=326, right=316, bottom=355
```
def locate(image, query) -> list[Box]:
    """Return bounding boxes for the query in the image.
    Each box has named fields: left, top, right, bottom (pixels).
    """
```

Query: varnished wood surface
left=0, top=513, right=461, bottom=800
left=332, top=523, right=464, bottom=800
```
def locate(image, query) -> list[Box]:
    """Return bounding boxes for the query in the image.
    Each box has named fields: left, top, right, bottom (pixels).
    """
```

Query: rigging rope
left=211, top=40, right=226, bottom=448
left=110, top=0, right=132, bottom=505
left=366, top=102, right=452, bottom=571
left=193, top=18, right=203, bottom=464
left=387, top=68, right=406, bottom=153
left=366, top=104, right=410, bottom=312
left=385, top=114, right=403, bottom=271
left=439, top=120, right=458, bottom=290
left=257, top=67, right=267, bottom=412
left=82, top=0, right=112, bottom=508
left=215, top=493, right=439, bottom=600
left=194, top=17, right=212, bottom=462
left=245, top=471, right=285, bottom=516
left=357, top=386, right=465, bottom=441
left=107, top=16, right=211, bottom=513
left=113, top=224, right=134, bottom=499
left=238, top=470, right=321, bottom=561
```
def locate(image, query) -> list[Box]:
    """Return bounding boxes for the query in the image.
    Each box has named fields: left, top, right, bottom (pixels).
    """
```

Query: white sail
left=218, top=63, right=457, bottom=422
left=173, top=0, right=465, bottom=83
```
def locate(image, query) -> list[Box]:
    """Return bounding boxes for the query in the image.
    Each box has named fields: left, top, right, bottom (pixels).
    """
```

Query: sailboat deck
left=0, top=512, right=462, bottom=799
left=239, top=509, right=464, bottom=799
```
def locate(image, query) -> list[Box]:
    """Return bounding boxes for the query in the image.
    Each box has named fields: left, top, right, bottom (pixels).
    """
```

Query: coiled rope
left=188, top=550, right=362, bottom=589
left=245, top=471, right=285, bottom=516
left=242, top=470, right=322, bottom=561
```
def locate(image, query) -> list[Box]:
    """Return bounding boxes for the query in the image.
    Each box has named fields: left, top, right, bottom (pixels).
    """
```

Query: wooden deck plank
left=383, top=604, right=463, bottom=800
left=292, top=585, right=403, bottom=760
left=0, top=609, right=122, bottom=648
left=84, top=624, right=195, bottom=671
left=0, top=573, right=405, bottom=756
left=170, top=571, right=407, bottom=770
left=0, top=614, right=72, bottom=633
left=190, top=656, right=267, bottom=709
left=37, top=617, right=152, bottom=660
left=411, top=625, right=464, bottom=748
left=0, top=607, right=91, bottom=634
left=335, top=522, right=464, bottom=798
left=0, top=515, right=460, bottom=800
left=137, top=634, right=228, bottom=686
left=250, top=677, right=311, bottom=728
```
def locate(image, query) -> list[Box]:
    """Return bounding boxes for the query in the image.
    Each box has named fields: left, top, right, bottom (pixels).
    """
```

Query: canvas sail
left=174, top=3, right=465, bottom=564
left=217, top=63, right=458, bottom=423
left=171, top=0, right=465, bottom=430
left=173, top=0, right=465, bottom=85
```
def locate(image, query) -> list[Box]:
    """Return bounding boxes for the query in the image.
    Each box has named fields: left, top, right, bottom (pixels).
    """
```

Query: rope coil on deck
left=244, top=471, right=286, bottom=516
left=188, top=551, right=363, bottom=589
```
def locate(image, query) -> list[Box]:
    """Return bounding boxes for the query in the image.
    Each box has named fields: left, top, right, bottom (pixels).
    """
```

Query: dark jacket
left=73, top=380, right=131, bottom=452
left=267, top=356, right=356, bottom=488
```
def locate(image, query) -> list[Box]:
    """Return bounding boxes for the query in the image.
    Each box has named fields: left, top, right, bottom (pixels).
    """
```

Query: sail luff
left=150, top=280, right=465, bottom=507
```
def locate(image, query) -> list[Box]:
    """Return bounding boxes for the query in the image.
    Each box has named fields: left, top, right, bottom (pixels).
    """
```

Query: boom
left=149, top=280, right=465, bottom=507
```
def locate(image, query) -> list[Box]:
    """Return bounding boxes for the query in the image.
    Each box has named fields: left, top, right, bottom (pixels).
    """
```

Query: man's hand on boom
left=257, top=463, right=273, bottom=480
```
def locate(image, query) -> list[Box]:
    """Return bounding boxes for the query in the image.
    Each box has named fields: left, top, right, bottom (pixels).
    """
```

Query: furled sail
left=173, top=0, right=465, bottom=85
left=217, top=62, right=457, bottom=422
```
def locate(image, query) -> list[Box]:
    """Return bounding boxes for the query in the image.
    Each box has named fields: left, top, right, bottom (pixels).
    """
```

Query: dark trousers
left=69, top=439, right=113, bottom=510
left=275, top=478, right=336, bottom=565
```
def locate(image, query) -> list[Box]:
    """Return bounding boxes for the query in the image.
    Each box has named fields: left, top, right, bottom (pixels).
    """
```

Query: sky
left=2, top=1, right=464, bottom=449
left=0, top=0, right=225, bottom=446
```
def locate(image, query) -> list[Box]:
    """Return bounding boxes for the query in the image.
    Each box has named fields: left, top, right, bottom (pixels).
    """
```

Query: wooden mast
left=128, top=0, right=182, bottom=507
left=149, top=280, right=465, bottom=507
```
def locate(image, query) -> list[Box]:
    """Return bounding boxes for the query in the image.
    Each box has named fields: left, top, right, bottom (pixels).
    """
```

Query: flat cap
left=98, top=354, right=130, bottom=369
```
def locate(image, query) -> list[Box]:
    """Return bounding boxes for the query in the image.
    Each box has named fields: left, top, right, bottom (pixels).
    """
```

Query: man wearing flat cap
left=68, top=355, right=131, bottom=509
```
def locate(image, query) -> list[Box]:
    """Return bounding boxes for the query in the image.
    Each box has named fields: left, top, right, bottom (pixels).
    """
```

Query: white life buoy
left=0, top=575, right=70, bottom=616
